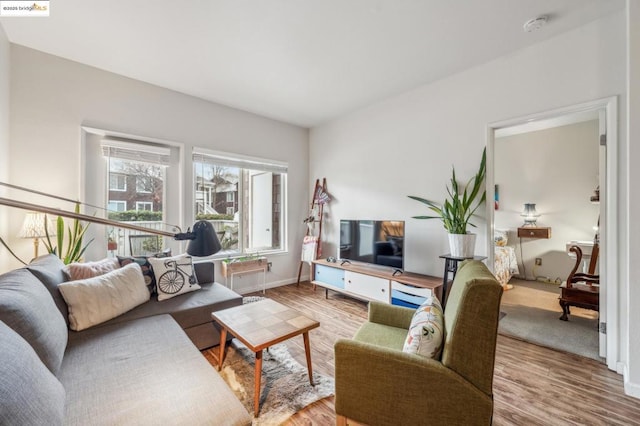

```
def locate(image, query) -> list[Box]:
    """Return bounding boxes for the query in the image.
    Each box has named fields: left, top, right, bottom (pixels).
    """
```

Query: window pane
left=194, top=161, right=240, bottom=253
left=107, top=157, right=166, bottom=257
left=109, top=173, right=126, bottom=191
left=194, top=152, right=286, bottom=255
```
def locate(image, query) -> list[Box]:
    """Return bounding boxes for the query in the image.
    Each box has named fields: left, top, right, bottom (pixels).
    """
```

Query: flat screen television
left=339, top=220, right=405, bottom=270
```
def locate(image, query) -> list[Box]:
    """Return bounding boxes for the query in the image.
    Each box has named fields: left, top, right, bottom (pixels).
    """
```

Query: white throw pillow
left=147, top=254, right=200, bottom=301
left=402, top=296, right=445, bottom=359
left=59, top=262, right=150, bottom=331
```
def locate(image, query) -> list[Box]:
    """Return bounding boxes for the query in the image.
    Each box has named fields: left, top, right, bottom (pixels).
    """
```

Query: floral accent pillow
left=402, top=296, right=444, bottom=359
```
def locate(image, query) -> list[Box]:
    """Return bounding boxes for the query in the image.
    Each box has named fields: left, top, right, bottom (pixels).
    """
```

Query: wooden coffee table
left=211, top=299, right=320, bottom=416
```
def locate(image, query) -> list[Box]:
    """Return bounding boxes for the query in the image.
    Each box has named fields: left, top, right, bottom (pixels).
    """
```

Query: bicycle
left=157, top=257, right=197, bottom=294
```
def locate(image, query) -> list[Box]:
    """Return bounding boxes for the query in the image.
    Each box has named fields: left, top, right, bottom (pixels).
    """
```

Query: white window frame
left=192, top=148, right=288, bottom=257
left=109, top=173, right=126, bottom=191
left=136, top=201, right=153, bottom=211
left=136, top=176, right=153, bottom=193
left=108, top=200, right=127, bottom=212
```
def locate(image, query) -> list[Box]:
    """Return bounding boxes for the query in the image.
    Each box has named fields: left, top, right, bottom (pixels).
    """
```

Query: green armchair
left=334, top=260, right=503, bottom=426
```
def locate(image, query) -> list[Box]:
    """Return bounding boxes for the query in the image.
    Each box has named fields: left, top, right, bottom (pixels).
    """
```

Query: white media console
left=311, top=259, right=442, bottom=308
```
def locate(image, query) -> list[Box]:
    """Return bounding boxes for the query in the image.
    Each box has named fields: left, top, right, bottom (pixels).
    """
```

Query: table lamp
left=521, top=203, right=540, bottom=227
left=18, top=212, right=54, bottom=258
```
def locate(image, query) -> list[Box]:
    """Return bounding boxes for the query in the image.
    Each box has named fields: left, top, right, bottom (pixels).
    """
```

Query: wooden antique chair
left=559, top=243, right=599, bottom=321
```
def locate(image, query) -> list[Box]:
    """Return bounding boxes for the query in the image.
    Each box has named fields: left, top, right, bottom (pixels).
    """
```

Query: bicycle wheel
left=157, top=270, right=185, bottom=294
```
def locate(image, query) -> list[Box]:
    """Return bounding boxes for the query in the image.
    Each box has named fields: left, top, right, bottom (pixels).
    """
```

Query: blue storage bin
left=391, top=289, right=427, bottom=306
left=391, top=297, right=419, bottom=309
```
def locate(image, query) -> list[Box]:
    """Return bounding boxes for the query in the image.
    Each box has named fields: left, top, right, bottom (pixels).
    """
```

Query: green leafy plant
left=408, top=148, right=487, bottom=235
left=108, top=210, right=163, bottom=221
left=43, top=203, right=94, bottom=264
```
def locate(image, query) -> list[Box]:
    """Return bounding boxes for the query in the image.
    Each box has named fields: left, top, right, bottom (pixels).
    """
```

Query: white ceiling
left=0, top=0, right=624, bottom=128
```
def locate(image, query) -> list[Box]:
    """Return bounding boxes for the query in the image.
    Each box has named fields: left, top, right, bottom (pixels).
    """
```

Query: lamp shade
left=521, top=203, right=540, bottom=226
left=186, top=220, right=222, bottom=257
left=18, top=212, right=54, bottom=239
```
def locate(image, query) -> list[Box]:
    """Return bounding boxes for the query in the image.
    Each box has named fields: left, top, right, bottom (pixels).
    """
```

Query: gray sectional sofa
left=0, top=254, right=252, bottom=426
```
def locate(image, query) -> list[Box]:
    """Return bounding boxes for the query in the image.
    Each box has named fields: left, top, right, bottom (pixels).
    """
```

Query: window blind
left=102, top=139, right=171, bottom=166
left=192, top=149, right=287, bottom=174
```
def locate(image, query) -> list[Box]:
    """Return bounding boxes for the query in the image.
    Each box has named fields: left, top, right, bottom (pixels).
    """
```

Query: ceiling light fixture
left=523, top=15, right=548, bottom=33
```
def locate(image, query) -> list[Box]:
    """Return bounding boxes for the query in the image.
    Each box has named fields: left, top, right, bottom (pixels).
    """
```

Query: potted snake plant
left=43, top=203, right=93, bottom=264
left=408, top=148, right=486, bottom=258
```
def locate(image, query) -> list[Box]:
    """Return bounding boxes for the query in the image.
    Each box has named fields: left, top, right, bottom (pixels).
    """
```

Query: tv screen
left=339, top=220, right=405, bottom=270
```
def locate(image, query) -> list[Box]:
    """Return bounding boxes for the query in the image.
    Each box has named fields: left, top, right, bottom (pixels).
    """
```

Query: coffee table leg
left=303, top=332, right=314, bottom=385
left=254, top=350, right=263, bottom=416
left=217, top=328, right=227, bottom=371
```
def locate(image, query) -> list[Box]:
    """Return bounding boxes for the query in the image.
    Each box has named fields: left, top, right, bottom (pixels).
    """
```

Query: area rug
left=498, top=279, right=601, bottom=361
left=219, top=339, right=334, bottom=425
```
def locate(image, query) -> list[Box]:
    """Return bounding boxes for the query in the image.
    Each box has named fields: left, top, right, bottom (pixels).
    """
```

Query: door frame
left=485, top=96, right=618, bottom=370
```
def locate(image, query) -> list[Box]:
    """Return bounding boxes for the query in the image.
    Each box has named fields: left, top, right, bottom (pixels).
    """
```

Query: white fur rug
left=220, top=339, right=334, bottom=425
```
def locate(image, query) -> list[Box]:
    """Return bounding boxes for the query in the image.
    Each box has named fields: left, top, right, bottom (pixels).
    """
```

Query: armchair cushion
left=402, top=296, right=444, bottom=358
left=353, top=321, right=407, bottom=351
left=368, top=301, right=414, bottom=329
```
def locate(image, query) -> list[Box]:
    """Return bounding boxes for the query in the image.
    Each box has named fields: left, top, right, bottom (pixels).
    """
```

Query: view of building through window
left=193, top=152, right=286, bottom=255
left=104, top=148, right=168, bottom=257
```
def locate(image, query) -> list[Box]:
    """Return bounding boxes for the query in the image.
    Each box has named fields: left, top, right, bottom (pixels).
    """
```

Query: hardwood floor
left=203, top=282, right=640, bottom=425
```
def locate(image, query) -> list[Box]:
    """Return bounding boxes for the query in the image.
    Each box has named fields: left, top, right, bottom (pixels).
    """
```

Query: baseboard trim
left=232, top=274, right=311, bottom=294
left=624, top=375, right=640, bottom=399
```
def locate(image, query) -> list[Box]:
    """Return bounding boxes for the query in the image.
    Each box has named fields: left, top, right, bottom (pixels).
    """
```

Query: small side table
left=439, top=254, right=487, bottom=306
left=220, top=257, right=268, bottom=294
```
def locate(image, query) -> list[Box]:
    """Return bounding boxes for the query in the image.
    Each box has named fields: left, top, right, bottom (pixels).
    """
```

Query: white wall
left=495, top=120, right=600, bottom=281
left=310, top=10, right=630, bottom=382
left=626, top=0, right=640, bottom=398
left=0, top=25, right=9, bottom=273
left=7, top=45, right=309, bottom=293
left=311, top=12, right=625, bottom=276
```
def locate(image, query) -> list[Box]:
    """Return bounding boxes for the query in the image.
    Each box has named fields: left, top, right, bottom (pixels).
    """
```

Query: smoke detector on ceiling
left=523, top=16, right=548, bottom=33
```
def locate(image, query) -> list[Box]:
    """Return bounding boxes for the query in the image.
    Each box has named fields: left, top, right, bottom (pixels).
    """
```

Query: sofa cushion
left=402, top=296, right=444, bottom=359
left=0, top=321, right=66, bottom=426
left=59, top=262, right=150, bottom=331
left=0, top=268, right=68, bottom=375
left=26, top=254, right=70, bottom=324
left=148, top=254, right=201, bottom=301
left=64, top=257, right=120, bottom=280
left=60, top=315, right=252, bottom=425
left=98, top=281, right=242, bottom=331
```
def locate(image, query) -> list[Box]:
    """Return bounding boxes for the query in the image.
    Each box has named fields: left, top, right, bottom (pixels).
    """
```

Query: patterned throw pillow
left=117, top=250, right=171, bottom=294
left=147, top=254, right=200, bottom=301
left=403, top=296, right=444, bottom=359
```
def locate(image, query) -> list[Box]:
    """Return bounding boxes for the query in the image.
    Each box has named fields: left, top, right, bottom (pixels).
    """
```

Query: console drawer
left=314, top=264, right=345, bottom=289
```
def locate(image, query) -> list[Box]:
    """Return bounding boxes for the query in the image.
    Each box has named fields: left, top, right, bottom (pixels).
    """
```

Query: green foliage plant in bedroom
left=408, top=147, right=486, bottom=258
left=43, top=203, right=94, bottom=264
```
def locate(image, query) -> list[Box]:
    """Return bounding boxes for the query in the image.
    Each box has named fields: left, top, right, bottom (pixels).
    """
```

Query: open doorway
left=486, top=97, right=618, bottom=367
